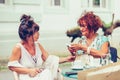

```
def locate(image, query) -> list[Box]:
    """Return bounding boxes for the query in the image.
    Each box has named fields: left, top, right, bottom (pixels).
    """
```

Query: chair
left=110, top=46, right=119, bottom=62
left=12, top=70, right=63, bottom=80
left=11, top=55, right=63, bottom=80
left=13, top=71, right=19, bottom=80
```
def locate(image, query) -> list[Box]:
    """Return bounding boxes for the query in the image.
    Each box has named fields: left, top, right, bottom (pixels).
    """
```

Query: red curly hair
left=77, top=11, right=103, bottom=33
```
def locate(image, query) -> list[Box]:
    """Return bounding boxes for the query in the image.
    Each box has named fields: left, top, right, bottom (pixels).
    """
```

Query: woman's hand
left=65, top=55, right=76, bottom=62
left=68, top=46, right=76, bottom=56
left=59, top=55, right=76, bottom=63
left=68, top=43, right=82, bottom=55
left=71, top=44, right=82, bottom=50
left=28, top=68, right=42, bottom=77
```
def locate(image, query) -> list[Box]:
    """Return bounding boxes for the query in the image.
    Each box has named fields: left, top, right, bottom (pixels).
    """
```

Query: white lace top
left=18, top=42, right=43, bottom=68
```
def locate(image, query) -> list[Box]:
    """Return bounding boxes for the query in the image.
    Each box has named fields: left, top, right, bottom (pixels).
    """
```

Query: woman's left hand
left=70, top=43, right=82, bottom=51
left=66, top=55, right=76, bottom=62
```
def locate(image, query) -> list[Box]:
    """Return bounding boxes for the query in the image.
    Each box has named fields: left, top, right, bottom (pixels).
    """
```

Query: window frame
left=43, top=0, right=69, bottom=14
left=51, top=0, right=61, bottom=6
left=0, top=0, right=13, bottom=10
left=92, top=0, right=108, bottom=9
left=0, top=0, right=5, bottom=4
left=13, top=0, right=40, bottom=5
left=81, top=0, right=109, bottom=12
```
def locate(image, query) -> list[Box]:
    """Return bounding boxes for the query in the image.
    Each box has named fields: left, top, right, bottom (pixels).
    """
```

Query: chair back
left=110, top=47, right=117, bottom=62
left=13, top=71, right=19, bottom=80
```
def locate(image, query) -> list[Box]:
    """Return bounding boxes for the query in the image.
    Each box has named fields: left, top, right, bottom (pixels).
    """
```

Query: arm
left=59, top=56, right=76, bottom=64
left=9, top=45, right=29, bottom=74
left=69, top=41, right=109, bottom=58
left=81, top=42, right=109, bottom=57
left=38, top=43, right=49, bottom=61
left=89, top=42, right=109, bottom=57
left=9, top=45, right=21, bottom=62
left=37, top=43, right=75, bottom=64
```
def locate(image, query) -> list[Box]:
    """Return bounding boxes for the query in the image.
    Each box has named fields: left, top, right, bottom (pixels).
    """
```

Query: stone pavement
left=0, top=70, right=14, bottom=80
left=0, top=70, right=75, bottom=80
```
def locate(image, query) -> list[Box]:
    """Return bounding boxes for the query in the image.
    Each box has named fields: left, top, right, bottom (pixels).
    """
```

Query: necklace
left=31, top=55, right=37, bottom=63
left=86, top=33, right=97, bottom=46
left=24, top=43, right=37, bottom=64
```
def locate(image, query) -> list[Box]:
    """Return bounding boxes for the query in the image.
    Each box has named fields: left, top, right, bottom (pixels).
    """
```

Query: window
left=0, top=0, right=5, bottom=4
left=53, top=0, right=61, bottom=6
left=47, top=0, right=61, bottom=7
left=44, top=0, right=69, bottom=14
left=0, top=0, right=13, bottom=5
left=93, top=0, right=106, bottom=8
left=93, top=0, right=100, bottom=7
left=81, top=0, right=108, bottom=9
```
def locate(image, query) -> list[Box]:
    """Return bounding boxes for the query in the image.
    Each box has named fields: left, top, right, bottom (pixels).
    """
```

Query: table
left=62, top=66, right=97, bottom=80
left=62, top=68, right=83, bottom=80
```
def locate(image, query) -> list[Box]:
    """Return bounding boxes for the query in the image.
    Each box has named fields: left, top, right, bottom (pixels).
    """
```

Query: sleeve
left=8, top=61, right=24, bottom=68
left=101, top=36, right=109, bottom=44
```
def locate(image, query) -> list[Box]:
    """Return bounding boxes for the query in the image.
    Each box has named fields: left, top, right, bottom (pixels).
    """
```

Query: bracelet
left=87, top=47, right=91, bottom=54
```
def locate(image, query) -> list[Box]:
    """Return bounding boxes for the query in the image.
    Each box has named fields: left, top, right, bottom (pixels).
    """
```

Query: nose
left=38, top=32, right=40, bottom=36
left=80, top=27, right=83, bottom=31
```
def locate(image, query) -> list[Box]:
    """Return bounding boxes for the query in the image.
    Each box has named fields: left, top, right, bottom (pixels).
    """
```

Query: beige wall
left=0, top=0, right=120, bottom=57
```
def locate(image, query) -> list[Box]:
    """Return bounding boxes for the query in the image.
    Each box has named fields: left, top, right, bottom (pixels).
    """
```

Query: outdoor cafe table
left=62, top=66, right=96, bottom=80
left=62, top=68, right=84, bottom=80
left=62, top=62, right=120, bottom=80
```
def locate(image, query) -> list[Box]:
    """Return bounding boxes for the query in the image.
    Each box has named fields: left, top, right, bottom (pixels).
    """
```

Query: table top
left=62, top=68, right=83, bottom=79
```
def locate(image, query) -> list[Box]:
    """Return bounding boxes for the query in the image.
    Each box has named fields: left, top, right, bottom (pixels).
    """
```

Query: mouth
left=81, top=30, right=86, bottom=33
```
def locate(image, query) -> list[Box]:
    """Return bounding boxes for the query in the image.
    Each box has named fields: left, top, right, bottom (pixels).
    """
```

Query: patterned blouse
left=76, top=34, right=111, bottom=68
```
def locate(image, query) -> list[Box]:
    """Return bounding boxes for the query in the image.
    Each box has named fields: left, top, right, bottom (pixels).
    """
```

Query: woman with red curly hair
left=68, top=11, right=111, bottom=68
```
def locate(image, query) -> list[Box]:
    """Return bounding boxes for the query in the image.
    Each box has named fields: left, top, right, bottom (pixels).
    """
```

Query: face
left=80, top=21, right=89, bottom=37
left=33, top=31, right=39, bottom=41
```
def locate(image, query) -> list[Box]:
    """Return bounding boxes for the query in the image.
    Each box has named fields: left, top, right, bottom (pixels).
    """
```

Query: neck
left=87, top=32, right=97, bottom=39
left=23, top=40, right=34, bottom=46
left=22, top=41, right=35, bottom=56
left=86, top=33, right=97, bottom=46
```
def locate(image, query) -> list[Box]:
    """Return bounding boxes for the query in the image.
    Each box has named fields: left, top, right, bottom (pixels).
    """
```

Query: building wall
left=0, top=0, right=120, bottom=58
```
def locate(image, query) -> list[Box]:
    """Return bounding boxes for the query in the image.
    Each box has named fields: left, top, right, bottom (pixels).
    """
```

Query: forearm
left=80, top=44, right=108, bottom=57
left=59, top=57, right=67, bottom=64
left=89, top=48, right=108, bottom=57
left=9, top=66, right=30, bottom=74
left=38, top=43, right=49, bottom=61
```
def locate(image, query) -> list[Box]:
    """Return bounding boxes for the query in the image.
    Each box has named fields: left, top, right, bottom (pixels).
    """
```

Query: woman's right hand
left=68, top=43, right=82, bottom=54
left=28, top=68, right=42, bottom=77
left=68, top=46, right=76, bottom=56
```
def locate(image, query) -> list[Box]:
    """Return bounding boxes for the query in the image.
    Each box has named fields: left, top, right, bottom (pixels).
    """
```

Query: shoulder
left=35, top=41, right=41, bottom=47
left=10, top=43, right=21, bottom=61
left=11, top=43, right=22, bottom=56
left=35, top=42, right=44, bottom=50
left=98, top=35, right=109, bottom=42
left=13, top=43, right=21, bottom=51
